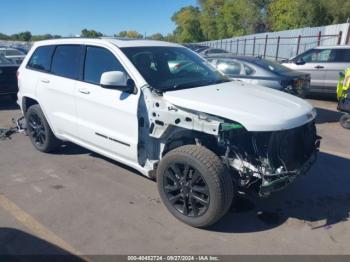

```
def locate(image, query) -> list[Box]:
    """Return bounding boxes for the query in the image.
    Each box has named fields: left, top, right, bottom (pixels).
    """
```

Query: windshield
left=121, top=46, right=229, bottom=91
left=255, top=58, right=293, bottom=73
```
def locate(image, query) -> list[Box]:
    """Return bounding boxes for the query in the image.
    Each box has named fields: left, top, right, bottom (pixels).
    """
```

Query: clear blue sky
left=0, top=0, right=197, bottom=36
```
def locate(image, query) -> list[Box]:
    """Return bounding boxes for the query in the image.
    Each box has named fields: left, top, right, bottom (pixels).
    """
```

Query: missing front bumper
left=259, top=149, right=318, bottom=197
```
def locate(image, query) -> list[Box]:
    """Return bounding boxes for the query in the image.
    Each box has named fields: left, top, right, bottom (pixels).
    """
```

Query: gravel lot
left=0, top=95, right=349, bottom=257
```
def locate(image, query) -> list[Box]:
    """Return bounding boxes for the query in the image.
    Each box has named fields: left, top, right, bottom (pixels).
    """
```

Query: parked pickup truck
left=17, top=38, right=320, bottom=227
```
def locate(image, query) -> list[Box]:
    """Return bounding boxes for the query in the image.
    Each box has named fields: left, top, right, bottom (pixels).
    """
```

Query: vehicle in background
left=0, top=47, right=26, bottom=65
left=12, top=46, right=29, bottom=54
left=282, top=46, right=350, bottom=95
left=206, top=54, right=310, bottom=96
left=0, top=55, right=19, bottom=101
left=198, top=48, right=228, bottom=56
left=182, top=44, right=208, bottom=53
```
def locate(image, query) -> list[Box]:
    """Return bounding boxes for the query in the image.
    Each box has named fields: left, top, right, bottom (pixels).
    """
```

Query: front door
left=75, top=45, right=139, bottom=163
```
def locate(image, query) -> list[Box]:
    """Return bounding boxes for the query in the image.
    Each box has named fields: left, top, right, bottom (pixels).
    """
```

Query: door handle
left=79, top=88, right=90, bottom=94
left=314, top=65, right=324, bottom=69
left=41, top=79, right=50, bottom=83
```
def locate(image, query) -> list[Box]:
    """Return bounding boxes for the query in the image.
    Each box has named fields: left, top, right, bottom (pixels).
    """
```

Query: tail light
left=294, top=79, right=302, bottom=88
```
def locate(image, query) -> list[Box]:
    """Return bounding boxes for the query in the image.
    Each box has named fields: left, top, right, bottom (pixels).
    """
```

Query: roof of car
left=33, top=37, right=182, bottom=48
left=313, top=45, right=350, bottom=49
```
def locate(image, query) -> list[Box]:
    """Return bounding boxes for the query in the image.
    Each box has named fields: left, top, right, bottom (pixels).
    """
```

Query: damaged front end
left=218, top=121, right=321, bottom=196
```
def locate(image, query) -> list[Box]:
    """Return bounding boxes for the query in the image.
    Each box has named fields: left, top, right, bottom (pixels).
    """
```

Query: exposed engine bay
left=217, top=121, right=321, bottom=196
left=138, top=87, right=320, bottom=196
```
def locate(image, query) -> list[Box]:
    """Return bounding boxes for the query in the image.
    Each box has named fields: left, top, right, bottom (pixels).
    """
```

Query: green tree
left=319, top=0, right=350, bottom=25
left=198, top=0, right=225, bottom=40
left=126, top=31, right=143, bottom=39
left=198, top=0, right=265, bottom=39
left=81, top=29, right=103, bottom=38
left=115, top=30, right=143, bottom=39
left=18, top=31, right=32, bottom=41
left=0, top=33, right=9, bottom=40
left=163, top=33, right=176, bottom=42
left=115, top=31, right=128, bottom=37
left=148, top=33, right=164, bottom=41
left=171, top=6, right=204, bottom=42
left=268, top=0, right=325, bottom=31
left=222, top=0, right=262, bottom=37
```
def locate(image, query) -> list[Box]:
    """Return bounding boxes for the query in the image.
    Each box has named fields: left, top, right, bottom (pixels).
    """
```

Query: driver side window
left=299, top=49, right=332, bottom=63
left=84, top=46, right=126, bottom=85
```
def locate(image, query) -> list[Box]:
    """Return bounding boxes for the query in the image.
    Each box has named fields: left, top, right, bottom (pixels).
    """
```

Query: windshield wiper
left=164, top=79, right=229, bottom=91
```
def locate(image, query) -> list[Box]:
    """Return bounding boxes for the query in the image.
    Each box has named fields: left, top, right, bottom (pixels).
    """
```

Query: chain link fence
left=197, top=23, right=350, bottom=61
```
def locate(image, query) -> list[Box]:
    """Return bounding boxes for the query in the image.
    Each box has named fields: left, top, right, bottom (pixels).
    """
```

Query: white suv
left=17, top=38, right=320, bottom=227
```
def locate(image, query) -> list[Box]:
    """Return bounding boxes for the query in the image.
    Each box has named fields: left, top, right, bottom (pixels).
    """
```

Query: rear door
left=36, top=45, right=83, bottom=137
left=325, top=48, right=350, bottom=93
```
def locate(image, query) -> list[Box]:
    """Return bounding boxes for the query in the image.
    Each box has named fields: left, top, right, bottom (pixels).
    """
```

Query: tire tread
left=157, top=145, right=234, bottom=227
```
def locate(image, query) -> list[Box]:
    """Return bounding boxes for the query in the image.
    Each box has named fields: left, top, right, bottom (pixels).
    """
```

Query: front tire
left=26, top=104, right=61, bottom=152
left=157, top=145, right=234, bottom=228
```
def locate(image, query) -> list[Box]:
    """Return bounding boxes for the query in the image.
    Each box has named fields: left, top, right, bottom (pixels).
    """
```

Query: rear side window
left=83, top=46, right=125, bottom=85
left=331, top=49, right=350, bottom=62
left=217, top=59, right=242, bottom=75
left=27, top=46, right=55, bottom=71
left=51, top=45, right=82, bottom=79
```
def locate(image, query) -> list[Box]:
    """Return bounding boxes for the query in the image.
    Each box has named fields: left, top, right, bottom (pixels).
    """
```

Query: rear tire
left=340, top=114, right=350, bottom=129
left=157, top=145, right=234, bottom=228
left=26, top=104, right=61, bottom=152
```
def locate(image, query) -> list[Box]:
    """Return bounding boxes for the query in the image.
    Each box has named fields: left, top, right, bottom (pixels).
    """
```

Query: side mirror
left=100, top=71, right=136, bottom=94
left=295, top=59, right=305, bottom=65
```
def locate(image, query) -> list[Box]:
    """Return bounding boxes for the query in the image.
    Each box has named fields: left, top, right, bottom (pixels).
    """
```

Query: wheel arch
left=161, top=128, right=219, bottom=157
left=21, top=96, right=59, bottom=139
left=22, top=96, right=38, bottom=114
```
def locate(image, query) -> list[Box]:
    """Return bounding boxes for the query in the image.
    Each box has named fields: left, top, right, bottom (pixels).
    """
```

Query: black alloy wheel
left=27, top=112, right=46, bottom=147
left=157, top=145, right=234, bottom=228
left=25, top=104, right=61, bottom=152
left=164, top=163, right=210, bottom=217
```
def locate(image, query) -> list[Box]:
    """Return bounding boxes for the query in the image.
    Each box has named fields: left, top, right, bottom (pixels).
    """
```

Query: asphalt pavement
left=0, top=95, right=349, bottom=257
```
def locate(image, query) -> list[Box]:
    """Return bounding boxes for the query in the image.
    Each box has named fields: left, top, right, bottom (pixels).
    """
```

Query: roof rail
left=99, top=36, right=145, bottom=41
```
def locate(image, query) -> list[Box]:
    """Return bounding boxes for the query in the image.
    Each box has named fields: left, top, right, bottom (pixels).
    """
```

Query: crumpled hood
left=163, top=81, right=315, bottom=131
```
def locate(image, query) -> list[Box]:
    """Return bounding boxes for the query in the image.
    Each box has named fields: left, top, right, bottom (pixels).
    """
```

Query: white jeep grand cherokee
left=17, top=38, right=320, bottom=227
